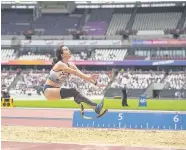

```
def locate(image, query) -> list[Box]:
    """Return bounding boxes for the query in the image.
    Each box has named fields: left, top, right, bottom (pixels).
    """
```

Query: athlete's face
left=62, top=46, right=72, bottom=59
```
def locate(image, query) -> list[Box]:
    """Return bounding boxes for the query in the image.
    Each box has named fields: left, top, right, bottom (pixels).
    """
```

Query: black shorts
left=43, top=84, right=59, bottom=93
left=43, top=85, right=79, bottom=99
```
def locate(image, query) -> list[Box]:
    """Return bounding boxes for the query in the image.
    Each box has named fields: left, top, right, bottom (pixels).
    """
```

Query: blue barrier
left=72, top=110, right=186, bottom=130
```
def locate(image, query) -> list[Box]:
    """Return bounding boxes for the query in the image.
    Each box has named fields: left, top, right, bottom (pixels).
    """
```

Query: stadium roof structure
left=1, top=1, right=186, bottom=7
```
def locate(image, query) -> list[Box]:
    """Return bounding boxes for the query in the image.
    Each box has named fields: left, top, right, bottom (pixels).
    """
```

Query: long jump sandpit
left=2, top=108, right=186, bottom=150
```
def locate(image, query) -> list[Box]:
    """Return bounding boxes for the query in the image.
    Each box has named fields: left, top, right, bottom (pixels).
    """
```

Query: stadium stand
left=164, top=72, right=186, bottom=89
left=1, top=9, right=33, bottom=35
left=1, top=71, right=17, bottom=87
left=19, top=52, right=51, bottom=60
left=132, top=12, right=181, bottom=30
left=1, top=68, right=186, bottom=98
left=1, top=2, right=186, bottom=100
left=4, top=68, right=185, bottom=97
left=83, top=8, right=113, bottom=35
left=31, top=14, right=80, bottom=35
left=111, top=71, right=165, bottom=89
left=1, top=49, right=16, bottom=61
left=106, top=13, right=131, bottom=35
left=63, top=71, right=110, bottom=95
left=128, top=48, right=186, bottom=60
left=132, top=7, right=182, bottom=31
left=6, top=70, right=111, bottom=96
left=72, top=52, right=88, bottom=60
left=1, top=6, right=186, bottom=36
left=10, top=70, right=48, bottom=96
left=92, top=49, right=127, bottom=61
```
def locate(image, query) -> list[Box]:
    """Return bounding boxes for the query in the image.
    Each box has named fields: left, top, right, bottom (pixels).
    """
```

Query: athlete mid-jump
left=43, top=45, right=107, bottom=116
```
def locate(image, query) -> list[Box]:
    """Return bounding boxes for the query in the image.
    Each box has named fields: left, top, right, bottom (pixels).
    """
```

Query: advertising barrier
left=2, top=39, right=186, bottom=47
left=1, top=40, right=122, bottom=46
left=132, top=39, right=186, bottom=46
left=1, top=60, right=51, bottom=65
left=1, top=60, right=186, bottom=66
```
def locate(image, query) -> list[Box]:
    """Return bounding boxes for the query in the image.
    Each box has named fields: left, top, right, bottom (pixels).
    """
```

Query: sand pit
left=2, top=126, right=186, bottom=149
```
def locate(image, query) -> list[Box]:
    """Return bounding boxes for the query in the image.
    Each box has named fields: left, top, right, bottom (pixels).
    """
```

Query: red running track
left=1, top=108, right=176, bottom=150
left=2, top=108, right=72, bottom=127
left=2, top=141, right=174, bottom=150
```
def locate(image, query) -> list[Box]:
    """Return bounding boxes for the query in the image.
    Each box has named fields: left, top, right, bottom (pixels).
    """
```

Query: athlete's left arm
left=69, top=62, right=97, bottom=85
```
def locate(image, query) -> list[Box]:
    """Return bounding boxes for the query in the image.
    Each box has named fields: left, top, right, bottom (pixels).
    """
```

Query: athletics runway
left=1, top=108, right=185, bottom=150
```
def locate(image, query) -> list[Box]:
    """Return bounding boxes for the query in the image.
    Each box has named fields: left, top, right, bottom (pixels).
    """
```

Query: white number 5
left=118, top=113, right=123, bottom=120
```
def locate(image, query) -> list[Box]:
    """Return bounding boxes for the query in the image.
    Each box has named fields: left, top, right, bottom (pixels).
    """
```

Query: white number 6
left=173, top=115, right=179, bottom=123
left=118, top=113, right=123, bottom=120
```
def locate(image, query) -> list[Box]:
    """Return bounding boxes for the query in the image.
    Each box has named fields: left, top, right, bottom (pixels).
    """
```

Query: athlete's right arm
left=59, top=62, right=94, bottom=83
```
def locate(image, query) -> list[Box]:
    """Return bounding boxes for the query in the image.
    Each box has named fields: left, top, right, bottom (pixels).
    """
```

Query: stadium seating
left=2, top=69, right=186, bottom=98
left=83, top=8, right=113, bottom=35
left=31, top=14, right=80, bottom=35
left=72, top=52, right=88, bottom=60
left=10, top=70, right=49, bottom=96
left=19, top=54, right=51, bottom=60
left=1, top=71, right=17, bottom=87
left=62, top=72, right=110, bottom=95
left=1, top=49, right=16, bottom=61
left=92, top=49, right=127, bottom=61
left=1, top=4, right=186, bottom=100
left=164, top=72, right=186, bottom=89
left=129, top=48, right=186, bottom=60
left=1, top=9, right=33, bottom=35
left=8, top=70, right=110, bottom=96
left=106, top=13, right=131, bottom=35
left=132, top=12, right=181, bottom=30
left=88, top=8, right=113, bottom=23
left=1, top=9, right=82, bottom=35
left=111, top=71, right=164, bottom=89
left=1, top=6, right=185, bottom=35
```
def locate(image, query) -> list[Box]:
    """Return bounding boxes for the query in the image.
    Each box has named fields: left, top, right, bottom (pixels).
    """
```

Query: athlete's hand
left=86, top=74, right=95, bottom=83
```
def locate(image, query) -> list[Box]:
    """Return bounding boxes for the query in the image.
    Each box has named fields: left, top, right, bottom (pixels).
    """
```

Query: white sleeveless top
left=47, top=63, right=70, bottom=86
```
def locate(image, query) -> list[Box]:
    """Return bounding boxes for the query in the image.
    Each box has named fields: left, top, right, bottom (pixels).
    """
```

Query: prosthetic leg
left=60, top=88, right=107, bottom=119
